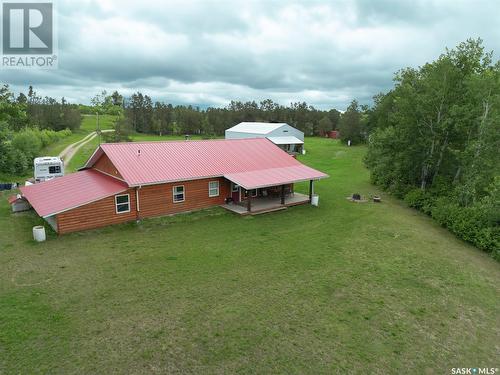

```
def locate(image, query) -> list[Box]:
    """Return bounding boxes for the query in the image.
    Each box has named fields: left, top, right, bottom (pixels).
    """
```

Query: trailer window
left=208, top=181, right=219, bottom=197
left=49, top=166, right=61, bottom=174
left=173, top=185, right=185, bottom=203
left=115, top=194, right=130, bottom=213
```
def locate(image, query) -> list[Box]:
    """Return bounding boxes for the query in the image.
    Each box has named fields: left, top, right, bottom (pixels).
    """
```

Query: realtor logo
left=1, top=1, right=57, bottom=68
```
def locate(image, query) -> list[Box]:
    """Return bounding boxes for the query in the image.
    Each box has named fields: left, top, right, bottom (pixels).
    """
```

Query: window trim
left=115, top=193, right=130, bottom=214
left=173, top=185, right=185, bottom=203
left=208, top=180, right=220, bottom=197
left=251, top=189, right=258, bottom=197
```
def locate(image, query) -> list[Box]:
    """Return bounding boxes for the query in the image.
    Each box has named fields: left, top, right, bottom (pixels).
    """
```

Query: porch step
left=250, top=206, right=288, bottom=215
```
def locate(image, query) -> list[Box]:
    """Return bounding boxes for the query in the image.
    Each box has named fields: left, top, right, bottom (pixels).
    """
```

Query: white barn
left=225, top=122, right=304, bottom=154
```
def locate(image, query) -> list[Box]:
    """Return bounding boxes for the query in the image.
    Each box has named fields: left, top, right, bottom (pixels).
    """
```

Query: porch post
left=280, top=185, right=285, bottom=205
left=309, top=180, right=314, bottom=201
left=247, top=189, right=252, bottom=212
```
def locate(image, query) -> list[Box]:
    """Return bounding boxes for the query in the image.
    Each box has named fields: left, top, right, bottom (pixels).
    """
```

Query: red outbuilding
left=327, top=130, right=339, bottom=139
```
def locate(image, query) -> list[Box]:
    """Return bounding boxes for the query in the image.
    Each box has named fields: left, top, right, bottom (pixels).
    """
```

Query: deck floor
left=221, top=193, right=310, bottom=215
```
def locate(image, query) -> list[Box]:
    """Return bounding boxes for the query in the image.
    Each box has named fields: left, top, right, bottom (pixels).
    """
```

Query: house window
left=232, top=183, right=239, bottom=192
left=209, top=181, right=219, bottom=197
left=49, top=165, right=61, bottom=174
left=173, top=185, right=185, bottom=203
left=115, top=194, right=130, bottom=214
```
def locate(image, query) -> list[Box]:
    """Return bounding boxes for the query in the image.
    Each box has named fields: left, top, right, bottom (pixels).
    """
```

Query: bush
left=404, top=188, right=435, bottom=214
left=12, top=130, right=42, bottom=160
left=431, top=198, right=499, bottom=254
left=0, top=144, right=29, bottom=175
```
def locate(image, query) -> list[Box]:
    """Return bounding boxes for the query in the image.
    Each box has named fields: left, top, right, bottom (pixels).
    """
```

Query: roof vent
left=137, top=149, right=141, bottom=156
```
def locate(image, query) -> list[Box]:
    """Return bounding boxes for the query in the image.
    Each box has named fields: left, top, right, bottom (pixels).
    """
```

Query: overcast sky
left=2, top=0, right=499, bottom=110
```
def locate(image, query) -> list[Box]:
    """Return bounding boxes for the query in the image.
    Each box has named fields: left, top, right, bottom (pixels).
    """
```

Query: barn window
left=209, top=181, right=219, bottom=197
left=173, top=185, right=185, bottom=203
left=115, top=194, right=130, bottom=214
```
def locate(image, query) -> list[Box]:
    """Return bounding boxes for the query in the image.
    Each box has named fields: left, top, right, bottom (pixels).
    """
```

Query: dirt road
left=59, top=130, right=113, bottom=166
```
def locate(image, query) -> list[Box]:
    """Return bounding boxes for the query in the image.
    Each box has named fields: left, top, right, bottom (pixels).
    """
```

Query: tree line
left=119, top=94, right=351, bottom=137
left=364, top=39, right=499, bottom=257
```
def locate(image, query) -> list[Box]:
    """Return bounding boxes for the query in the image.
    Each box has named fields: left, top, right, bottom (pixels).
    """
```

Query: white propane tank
left=311, top=195, right=319, bottom=206
left=33, top=226, right=46, bottom=242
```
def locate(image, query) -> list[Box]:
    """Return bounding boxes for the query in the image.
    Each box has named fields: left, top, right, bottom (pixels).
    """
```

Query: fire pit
left=346, top=193, right=368, bottom=203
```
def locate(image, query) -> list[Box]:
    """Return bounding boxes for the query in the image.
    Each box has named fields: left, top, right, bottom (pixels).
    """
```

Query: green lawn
left=42, top=114, right=116, bottom=157
left=80, top=114, right=117, bottom=132
left=1, top=138, right=499, bottom=374
left=65, top=136, right=100, bottom=173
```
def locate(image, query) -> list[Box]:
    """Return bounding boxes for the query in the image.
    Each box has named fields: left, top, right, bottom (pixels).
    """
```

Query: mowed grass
left=65, top=136, right=100, bottom=173
left=80, top=114, right=117, bottom=132
left=0, top=138, right=499, bottom=374
left=42, top=115, right=117, bottom=157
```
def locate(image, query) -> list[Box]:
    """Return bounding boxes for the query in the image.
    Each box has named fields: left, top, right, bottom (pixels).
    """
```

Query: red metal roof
left=225, top=165, right=326, bottom=189
left=85, top=138, right=327, bottom=188
left=20, top=169, right=128, bottom=217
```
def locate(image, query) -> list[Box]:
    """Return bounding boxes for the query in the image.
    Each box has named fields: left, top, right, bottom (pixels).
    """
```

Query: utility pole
left=96, top=111, right=101, bottom=145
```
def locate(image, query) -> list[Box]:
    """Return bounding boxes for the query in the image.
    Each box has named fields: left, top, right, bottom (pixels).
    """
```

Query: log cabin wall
left=56, top=188, right=137, bottom=234
left=56, top=178, right=231, bottom=234
left=138, top=177, right=230, bottom=219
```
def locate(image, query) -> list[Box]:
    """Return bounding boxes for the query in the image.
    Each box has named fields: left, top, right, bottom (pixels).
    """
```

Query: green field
left=1, top=138, right=499, bottom=373
left=42, top=115, right=117, bottom=157
left=80, top=114, right=117, bottom=132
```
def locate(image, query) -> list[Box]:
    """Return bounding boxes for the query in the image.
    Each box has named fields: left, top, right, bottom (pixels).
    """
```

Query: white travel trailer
left=34, top=156, right=64, bottom=182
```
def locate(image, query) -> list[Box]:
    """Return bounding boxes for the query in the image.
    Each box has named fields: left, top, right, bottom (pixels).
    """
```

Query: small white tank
left=33, top=226, right=46, bottom=242
left=311, top=195, right=319, bottom=206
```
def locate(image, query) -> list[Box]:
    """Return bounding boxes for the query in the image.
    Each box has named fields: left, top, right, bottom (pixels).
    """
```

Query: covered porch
left=221, top=178, right=317, bottom=215
left=221, top=165, right=326, bottom=215
left=222, top=191, right=311, bottom=215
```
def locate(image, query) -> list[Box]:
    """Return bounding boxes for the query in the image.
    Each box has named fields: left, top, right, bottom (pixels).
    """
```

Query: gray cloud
left=1, top=0, right=498, bottom=110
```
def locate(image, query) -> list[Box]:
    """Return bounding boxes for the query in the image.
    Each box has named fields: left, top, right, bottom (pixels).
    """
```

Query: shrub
left=404, top=188, right=435, bottom=214
left=431, top=198, right=499, bottom=254
left=12, top=130, right=42, bottom=160
left=0, top=144, right=29, bottom=175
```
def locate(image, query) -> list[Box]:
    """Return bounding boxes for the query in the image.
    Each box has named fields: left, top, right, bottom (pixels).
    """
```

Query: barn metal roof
left=226, top=122, right=289, bottom=134
left=20, top=169, right=128, bottom=217
left=266, top=136, right=304, bottom=145
left=85, top=138, right=326, bottom=187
